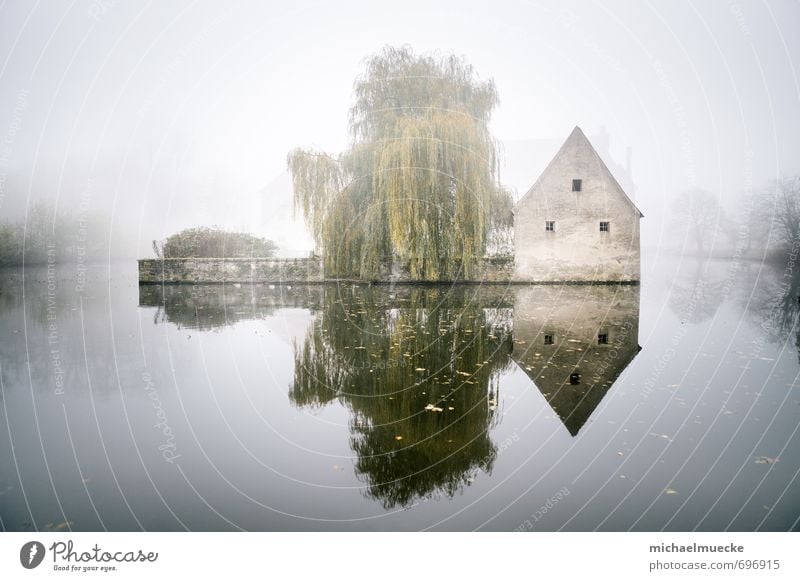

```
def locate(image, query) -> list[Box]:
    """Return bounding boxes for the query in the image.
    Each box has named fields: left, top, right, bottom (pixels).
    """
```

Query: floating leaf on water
left=48, top=521, right=73, bottom=531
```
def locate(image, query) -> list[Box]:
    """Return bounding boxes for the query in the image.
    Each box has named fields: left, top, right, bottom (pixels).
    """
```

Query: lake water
left=1, top=255, right=799, bottom=531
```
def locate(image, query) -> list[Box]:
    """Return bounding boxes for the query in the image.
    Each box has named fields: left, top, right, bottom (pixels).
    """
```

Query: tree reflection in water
left=753, top=265, right=800, bottom=366
left=290, top=286, right=514, bottom=508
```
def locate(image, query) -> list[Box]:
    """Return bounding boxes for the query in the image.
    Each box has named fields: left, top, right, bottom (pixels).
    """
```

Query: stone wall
left=138, top=256, right=517, bottom=284
left=138, top=257, right=325, bottom=283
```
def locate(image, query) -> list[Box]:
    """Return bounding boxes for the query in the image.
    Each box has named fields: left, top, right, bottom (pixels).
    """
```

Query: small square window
left=599, top=221, right=610, bottom=232
left=544, top=334, right=554, bottom=345
left=545, top=221, right=555, bottom=232
left=569, top=372, right=581, bottom=385
left=572, top=179, right=582, bottom=192
left=598, top=332, right=609, bottom=344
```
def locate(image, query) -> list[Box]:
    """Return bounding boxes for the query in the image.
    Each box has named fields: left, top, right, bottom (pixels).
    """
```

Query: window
left=598, top=331, right=609, bottom=344
left=569, top=372, right=581, bottom=385
left=545, top=221, right=555, bottom=232
left=599, top=221, right=610, bottom=232
left=572, top=179, right=582, bottom=192
left=544, top=334, right=554, bottom=345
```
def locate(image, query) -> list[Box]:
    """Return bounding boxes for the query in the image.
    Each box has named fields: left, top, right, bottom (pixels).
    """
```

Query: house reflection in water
left=511, top=285, right=641, bottom=436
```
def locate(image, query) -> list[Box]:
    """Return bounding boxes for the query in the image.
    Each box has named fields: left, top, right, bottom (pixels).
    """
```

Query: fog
left=0, top=0, right=798, bottom=258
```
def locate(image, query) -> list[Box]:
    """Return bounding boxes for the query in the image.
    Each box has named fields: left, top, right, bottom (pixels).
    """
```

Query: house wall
left=513, top=131, right=641, bottom=282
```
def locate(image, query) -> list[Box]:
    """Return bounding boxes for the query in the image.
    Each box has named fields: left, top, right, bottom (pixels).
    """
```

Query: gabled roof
left=512, top=345, right=641, bottom=437
left=513, top=126, right=644, bottom=218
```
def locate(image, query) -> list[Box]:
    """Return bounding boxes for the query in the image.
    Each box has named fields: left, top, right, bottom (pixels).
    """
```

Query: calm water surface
left=1, top=256, right=798, bottom=531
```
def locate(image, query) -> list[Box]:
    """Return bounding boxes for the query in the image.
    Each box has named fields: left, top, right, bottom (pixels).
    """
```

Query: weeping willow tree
left=288, top=46, right=513, bottom=280
left=290, top=285, right=514, bottom=508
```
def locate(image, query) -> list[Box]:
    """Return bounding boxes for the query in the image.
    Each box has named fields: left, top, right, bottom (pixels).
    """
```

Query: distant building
left=513, top=126, right=643, bottom=282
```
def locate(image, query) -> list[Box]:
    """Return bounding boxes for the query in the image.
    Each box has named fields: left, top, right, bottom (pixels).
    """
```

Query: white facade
left=513, top=126, right=642, bottom=282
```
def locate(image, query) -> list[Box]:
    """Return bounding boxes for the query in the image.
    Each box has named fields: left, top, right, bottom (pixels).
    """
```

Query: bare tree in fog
left=745, top=176, right=800, bottom=259
left=0, top=200, right=107, bottom=266
left=668, top=261, right=726, bottom=324
left=671, top=188, right=726, bottom=255
left=767, top=177, right=800, bottom=251
left=746, top=176, right=800, bottom=363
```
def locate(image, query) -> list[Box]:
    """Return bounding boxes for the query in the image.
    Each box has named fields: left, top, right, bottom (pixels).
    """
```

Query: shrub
left=160, top=227, right=278, bottom=258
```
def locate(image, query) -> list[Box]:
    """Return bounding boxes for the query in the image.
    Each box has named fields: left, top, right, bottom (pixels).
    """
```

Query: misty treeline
left=671, top=176, right=800, bottom=263
left=152, top=226, right=278, bottom=259
left=0, top=200, right=108, bottom=266
left=671, top=178, right=800, bottom=364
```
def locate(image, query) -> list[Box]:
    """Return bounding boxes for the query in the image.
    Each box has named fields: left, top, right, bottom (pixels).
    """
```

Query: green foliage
left=160, top=226, right=278, bottom=258
left=291, top=285, right=513, bottom=508
left=288, top=46, right=514, bottom=280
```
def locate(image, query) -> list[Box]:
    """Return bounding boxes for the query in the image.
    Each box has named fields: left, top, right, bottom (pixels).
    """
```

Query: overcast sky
left=1, top=0, right=798, bottom=255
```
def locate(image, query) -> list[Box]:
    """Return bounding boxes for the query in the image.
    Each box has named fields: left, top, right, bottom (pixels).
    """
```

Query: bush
left=159, top=227, right=278, bottom=258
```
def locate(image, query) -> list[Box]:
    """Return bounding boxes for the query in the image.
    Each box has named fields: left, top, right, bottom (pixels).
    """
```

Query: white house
left=513, top=126, right=643, bottom=282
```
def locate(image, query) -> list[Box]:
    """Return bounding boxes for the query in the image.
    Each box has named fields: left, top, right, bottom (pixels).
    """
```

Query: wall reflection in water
left=139, top=282, right=641, bottom=507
